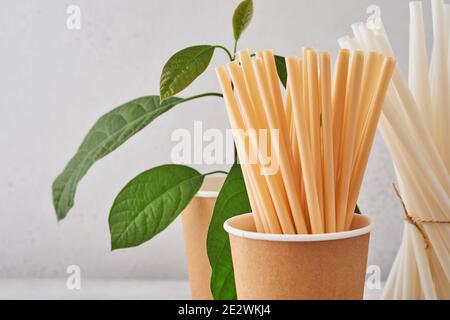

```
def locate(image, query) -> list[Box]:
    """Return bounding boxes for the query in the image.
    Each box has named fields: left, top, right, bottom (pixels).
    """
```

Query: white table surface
left=0, top=279, right=383, bottom=300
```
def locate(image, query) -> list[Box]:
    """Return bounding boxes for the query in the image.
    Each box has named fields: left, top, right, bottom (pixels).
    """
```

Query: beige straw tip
left=237, top=48, right=251, bottom=58
left=338, top=48, right=350, bottom=55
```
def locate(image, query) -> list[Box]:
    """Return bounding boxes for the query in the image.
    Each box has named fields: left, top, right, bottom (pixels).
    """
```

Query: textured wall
left=0, top=0, right=432, bottom=279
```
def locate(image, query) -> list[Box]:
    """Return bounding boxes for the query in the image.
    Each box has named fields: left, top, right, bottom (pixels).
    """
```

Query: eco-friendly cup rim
left=196, top=173, right=226, bottom=198
left=224, top=213, right=374, bottom=242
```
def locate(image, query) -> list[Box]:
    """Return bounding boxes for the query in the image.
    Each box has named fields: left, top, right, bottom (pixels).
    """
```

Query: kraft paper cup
left=224, top=213, right=373, bottom=300
left=181, top=173, right=225, bottom=300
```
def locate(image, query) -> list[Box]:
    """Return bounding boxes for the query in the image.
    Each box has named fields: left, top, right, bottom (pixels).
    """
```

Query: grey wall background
left=0, top=0, right=435, bottom=279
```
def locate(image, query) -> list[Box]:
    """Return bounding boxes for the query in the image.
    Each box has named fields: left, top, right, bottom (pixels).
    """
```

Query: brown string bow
left=391, top=183, right=450, bottom=249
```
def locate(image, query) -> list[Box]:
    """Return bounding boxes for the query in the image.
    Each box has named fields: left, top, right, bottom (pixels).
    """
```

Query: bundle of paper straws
left=216, top=48, right=395, bottom=235
left=340, top=0, right=450, bottom=299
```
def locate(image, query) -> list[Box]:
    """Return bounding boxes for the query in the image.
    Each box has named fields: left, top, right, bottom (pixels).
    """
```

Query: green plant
left=52, top=0, right=279, bottom=299
left=52, top=0, right=358, bottom=300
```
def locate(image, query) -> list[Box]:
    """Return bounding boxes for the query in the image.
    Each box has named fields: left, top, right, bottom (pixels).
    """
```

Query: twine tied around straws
left=391, top=183, right=450, bottom=249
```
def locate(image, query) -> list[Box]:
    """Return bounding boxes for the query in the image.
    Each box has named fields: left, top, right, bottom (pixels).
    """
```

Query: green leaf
left=207, top=164, right=251, bottom=300
left=232, top=0, right=254, bottom=41
left=109, top=165, right=204, bottom=250
left=275, top=55, right=287, bottom=88
left=160, top=45, right=216, bottom=101
left=52, top=96, right=181, bottom=221
left=355, top=204, right=361, bottom=214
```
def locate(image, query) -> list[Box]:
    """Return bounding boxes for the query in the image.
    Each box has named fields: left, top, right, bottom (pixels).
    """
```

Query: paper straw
left=319, top=52, right=336, bottom=233
left=352, top=52, right=383, bottom=168
left=306, top=50, right=325, bottom=224
left=238, top=50, right=276, bottom=169
left=302, top=48, right=312, bottom=137
left=262, top=51, right=306, bottom=191
left=286, top=56, right=324, bottom=234
left=332, top=49, right=350, bottom=184
left=238, top=51, right=307, bottom=232
left=345, top=57, right=396, bottom=229
left=285, top=84, right=309, bottom=230
left=430, top=0, right=450, bottom=173
left=243, top=169, right=269, bottom=232
left=230, top=58, right=296, bottom=234
left=215, top=68, right=268, bottom=232
left=226, top=61, right=287, bottom=233
left=217, top=46, right=393, bottom=240
left=252, top=56, right=309, bottom=234
left=336, top=51, right=364, bottom=231
left=216, top=65, right=281, bottom=233
left=284, top=85, right=298, bottom=171
left=409, top=1, right=433, bottom=130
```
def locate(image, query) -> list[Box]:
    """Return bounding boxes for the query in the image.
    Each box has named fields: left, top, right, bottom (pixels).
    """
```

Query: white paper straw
left=341, top=2, right=450, bottom=299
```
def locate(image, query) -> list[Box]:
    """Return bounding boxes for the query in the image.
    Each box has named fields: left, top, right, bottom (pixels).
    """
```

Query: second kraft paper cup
left=181, top=173, right=225, bottom=300
left=224, top=213, right=373, bottom=300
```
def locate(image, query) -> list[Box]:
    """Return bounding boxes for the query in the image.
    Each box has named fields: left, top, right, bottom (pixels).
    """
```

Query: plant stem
left=182, top=92, right=223, bottom=103
left=215, top=45, right=234, bottom=62
left=204, top=170, right=228, bottom=176
left=230, top=41, right=239, bottom=164
left=233, top=40, right=238, bottom=60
